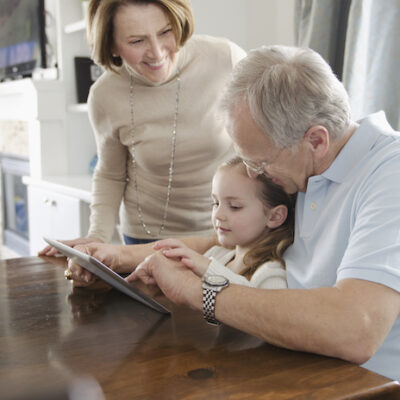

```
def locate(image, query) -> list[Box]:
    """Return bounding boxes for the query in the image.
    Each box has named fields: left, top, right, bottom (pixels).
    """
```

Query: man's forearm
left=195, top=279, right=399, bottom=365
left=213, top=285, right=345, bottom=357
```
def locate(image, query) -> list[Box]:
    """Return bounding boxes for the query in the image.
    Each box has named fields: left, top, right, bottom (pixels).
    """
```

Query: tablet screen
left=43, top=237, right=170, bottom=314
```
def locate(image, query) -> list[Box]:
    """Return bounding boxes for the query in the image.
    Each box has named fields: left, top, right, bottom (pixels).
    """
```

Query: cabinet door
left=27, top=187, right=89, bottom=254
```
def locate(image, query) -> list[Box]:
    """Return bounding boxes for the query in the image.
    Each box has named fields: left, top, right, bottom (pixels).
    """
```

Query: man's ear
left=304, top=125, right=329, bottom=158
left=266, top=205, right=288, bottom=229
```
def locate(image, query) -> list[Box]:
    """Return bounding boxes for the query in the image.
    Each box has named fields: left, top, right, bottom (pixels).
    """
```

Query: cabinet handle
left=43, top=198, right=57, bottom=206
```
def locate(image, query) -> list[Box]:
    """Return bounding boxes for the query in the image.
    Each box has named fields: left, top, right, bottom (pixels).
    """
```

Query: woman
left=41, top=0, right=246, bottom=255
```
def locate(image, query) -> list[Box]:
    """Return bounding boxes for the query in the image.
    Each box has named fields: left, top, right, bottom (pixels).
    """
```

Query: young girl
left=153, top=157, right=295, bottom=289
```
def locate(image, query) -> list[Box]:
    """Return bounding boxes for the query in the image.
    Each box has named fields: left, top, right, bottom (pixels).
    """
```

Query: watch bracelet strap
left=203, top=287, right=220, bottom=326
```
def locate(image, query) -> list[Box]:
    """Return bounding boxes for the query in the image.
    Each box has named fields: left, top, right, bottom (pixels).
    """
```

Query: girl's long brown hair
left=221, top=157, right=296, bottom=279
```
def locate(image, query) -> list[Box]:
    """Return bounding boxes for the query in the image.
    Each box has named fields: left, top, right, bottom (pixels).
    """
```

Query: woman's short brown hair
left=87, top=0, right=194, bottom=72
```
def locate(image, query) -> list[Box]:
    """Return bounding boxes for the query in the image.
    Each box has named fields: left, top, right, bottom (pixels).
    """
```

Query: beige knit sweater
left=87, top=35, right=246, bottom=242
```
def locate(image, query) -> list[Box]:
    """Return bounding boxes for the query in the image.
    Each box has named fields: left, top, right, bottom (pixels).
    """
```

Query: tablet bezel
left=43, top=237, right=170, bottom=314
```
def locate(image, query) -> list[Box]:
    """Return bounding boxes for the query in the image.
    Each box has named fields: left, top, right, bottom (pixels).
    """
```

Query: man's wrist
left=199, top=257, right=212, bottom=276
left=185, top=276, right=204, bottom=311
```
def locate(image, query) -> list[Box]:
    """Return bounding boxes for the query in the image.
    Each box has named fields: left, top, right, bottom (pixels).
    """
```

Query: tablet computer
left=43, top=237, right=170, bottom=315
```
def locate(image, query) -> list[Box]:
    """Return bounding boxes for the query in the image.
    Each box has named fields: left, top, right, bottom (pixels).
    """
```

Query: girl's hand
left=153, top=238, right=210, bottom=277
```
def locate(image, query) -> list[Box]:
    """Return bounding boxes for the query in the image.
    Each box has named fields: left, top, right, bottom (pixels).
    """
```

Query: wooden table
left=1, top=257, right=399, bottom=400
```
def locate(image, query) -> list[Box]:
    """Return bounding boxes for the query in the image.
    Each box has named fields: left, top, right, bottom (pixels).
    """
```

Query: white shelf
left=64, top=20, right=86, bottom=34
left=68, top=103, right=88, bottom=113
left=0, top=78, right=65, bottom=121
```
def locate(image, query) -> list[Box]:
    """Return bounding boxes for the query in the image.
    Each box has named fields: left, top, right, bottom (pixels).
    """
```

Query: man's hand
left=126, top=251, right=203, bottom=309
left=154, top=238, right=211, bottom=277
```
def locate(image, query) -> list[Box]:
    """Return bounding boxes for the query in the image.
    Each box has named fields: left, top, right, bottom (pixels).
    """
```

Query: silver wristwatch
left=202, top=275, right=229, bottom=326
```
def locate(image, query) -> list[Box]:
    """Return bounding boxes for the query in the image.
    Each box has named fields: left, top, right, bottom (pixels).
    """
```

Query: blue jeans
left=123, top=234, right=157, bottom=245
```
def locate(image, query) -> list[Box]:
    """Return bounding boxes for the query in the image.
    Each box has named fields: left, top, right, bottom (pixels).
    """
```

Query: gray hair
left=221, top=45, right=351, bottom=148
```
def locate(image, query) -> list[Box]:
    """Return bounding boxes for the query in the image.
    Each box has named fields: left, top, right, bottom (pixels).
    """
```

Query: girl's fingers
left=153, top=238, right=185, bottom=250
left=162, top=247, right=189, bottom=259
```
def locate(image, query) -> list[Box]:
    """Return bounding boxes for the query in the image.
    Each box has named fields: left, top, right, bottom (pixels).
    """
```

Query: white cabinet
left=27, top=186, right=90, bottom=254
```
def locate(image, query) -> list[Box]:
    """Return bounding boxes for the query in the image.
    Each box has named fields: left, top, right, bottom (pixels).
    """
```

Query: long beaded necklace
left=129, top=72, right=181, bottom=237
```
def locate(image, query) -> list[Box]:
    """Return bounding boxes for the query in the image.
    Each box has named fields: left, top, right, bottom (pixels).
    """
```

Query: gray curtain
left=295, top=0, right=351, bottom=80
left=295, top=0, right=400, bottom=130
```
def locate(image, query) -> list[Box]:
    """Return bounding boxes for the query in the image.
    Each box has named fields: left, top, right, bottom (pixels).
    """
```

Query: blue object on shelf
left=89, top=154, right=98, bottom=175
left=15, top=196, right=28, bottom=234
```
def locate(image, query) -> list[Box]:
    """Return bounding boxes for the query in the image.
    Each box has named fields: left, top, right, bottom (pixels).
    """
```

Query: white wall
left=191, top=0, right=296, bottom=51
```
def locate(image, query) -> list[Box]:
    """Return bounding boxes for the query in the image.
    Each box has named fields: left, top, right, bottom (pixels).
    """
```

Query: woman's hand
left=64, top=242, right=125, bottom=287
left=153, top=238, right=211, bottom=277
left=39, top=237, right=103, bottom=257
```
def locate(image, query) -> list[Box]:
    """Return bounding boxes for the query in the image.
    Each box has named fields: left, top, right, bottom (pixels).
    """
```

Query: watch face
left=206, top=275, right=228, bottom=286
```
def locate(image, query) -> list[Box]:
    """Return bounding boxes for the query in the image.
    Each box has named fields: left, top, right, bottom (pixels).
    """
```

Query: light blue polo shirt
left=284, top=112, right=400, bottom=380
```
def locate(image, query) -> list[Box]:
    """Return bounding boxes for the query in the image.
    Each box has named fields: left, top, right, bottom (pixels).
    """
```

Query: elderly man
left=69, top=46, right=400, bottom=380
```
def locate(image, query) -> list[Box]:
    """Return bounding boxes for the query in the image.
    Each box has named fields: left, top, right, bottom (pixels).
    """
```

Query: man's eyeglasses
left=242, top=159, right=268, bottom=176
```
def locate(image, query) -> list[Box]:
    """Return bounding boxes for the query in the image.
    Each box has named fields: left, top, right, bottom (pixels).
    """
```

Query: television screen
left=0, top=0, right=46, bottom=81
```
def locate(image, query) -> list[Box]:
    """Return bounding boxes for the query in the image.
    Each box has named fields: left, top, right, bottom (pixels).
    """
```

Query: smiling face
left=228, top=101, right=314, bottom=194
left=112, top=3, right=178, bottom=83
left=211, top=164, right=270, bottom=249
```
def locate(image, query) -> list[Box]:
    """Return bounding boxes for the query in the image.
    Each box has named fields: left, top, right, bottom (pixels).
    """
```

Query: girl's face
left=112, top=3, right=178, bottom=83
left=211, top=166, right=270, bottom=249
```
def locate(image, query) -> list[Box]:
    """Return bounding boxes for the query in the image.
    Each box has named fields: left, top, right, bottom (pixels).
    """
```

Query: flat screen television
left=0, top=0, right=46, bottom=81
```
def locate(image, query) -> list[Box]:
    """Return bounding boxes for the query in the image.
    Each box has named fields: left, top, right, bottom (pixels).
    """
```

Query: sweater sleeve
left=250, top=261, right=288, bottom=289
left=205, top=257, right=253, bottom=287
left=204, top=258, right=288, bottom=289
left=86, top=88, right=127, bottom=243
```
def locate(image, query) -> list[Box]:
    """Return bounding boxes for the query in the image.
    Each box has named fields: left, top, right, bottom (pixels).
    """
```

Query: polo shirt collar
left=320, top=111, right=391, bottom=183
